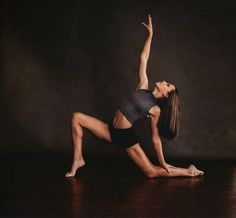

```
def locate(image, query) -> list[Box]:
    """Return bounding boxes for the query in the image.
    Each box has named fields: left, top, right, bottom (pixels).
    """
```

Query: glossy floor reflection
left=1, top=153, right=236, bottom=218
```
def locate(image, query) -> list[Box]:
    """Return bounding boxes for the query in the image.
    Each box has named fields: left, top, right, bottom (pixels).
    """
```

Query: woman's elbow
left=140, top=54, right=148, bottom=62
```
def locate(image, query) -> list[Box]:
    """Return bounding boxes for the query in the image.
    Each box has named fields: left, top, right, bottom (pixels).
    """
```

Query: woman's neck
left=152, top=87, right=164, bottom=99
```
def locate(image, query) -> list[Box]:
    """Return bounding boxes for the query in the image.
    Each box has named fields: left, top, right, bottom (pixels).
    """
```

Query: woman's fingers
left=141, top=15, right=153, bottom=35
left=162, top=163, right=170, bottom=173
left=165, top=167, right=170, bottom=173
left=141, top=22, right=148, bottom=28
left=148, top=14, right=152, bottom=25
left=142, top=14, right=152, bottom=27
left=166, top=163, right=176, bottom=168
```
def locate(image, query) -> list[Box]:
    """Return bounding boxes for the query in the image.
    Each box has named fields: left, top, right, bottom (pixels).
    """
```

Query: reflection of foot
left=188, top=164, right=204, bottom=177
left=65, top=159, right=86, bottom=178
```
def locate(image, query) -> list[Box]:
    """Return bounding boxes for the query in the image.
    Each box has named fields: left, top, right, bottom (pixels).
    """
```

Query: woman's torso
left=111, top=89, right=160, bottom=128
left=111, top=109, right=132, bottom=128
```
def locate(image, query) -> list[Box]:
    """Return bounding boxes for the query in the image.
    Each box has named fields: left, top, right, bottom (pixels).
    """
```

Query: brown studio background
left=1, top=0, right=236, bottom=159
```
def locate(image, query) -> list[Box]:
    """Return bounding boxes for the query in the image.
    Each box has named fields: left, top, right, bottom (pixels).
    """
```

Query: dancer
left=65, top=15, right=204, bottom=178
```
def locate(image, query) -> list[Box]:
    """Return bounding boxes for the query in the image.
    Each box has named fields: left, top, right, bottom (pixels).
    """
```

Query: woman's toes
left=195, top=169, right=204, bottom=176
left=190, top=164, right=196, bottom=170
left=65, top=172, right=74, bottom=177
left=65, top=160, right=86, bottom=178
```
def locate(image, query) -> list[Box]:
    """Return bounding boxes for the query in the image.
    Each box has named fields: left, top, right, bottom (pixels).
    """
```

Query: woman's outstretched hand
left=141, top=14, right=153, bottom=36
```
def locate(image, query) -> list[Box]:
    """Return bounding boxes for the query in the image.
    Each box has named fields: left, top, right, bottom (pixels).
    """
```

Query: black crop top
left=117, top=89, right=160, bottom=125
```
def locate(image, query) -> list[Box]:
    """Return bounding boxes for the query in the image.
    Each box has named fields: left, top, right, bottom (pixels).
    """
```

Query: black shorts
left=108, top=122, right=138, bottom=149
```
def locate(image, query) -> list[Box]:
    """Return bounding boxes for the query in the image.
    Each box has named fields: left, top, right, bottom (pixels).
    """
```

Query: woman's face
left=155, top=81, right=175, bottom=98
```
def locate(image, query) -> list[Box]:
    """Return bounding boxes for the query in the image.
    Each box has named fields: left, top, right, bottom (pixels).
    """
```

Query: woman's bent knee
left=71, top=112, right=83, bottom=130
left=72, top=112, right=83, bottom=122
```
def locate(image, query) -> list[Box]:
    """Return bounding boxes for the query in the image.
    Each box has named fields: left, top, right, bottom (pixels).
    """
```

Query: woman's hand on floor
left=166, top=163, right=176, bottom=168
left=161, top=162, right=171, bottom=173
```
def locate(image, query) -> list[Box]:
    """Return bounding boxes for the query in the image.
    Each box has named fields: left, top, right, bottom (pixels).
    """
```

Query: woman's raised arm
left=136, top=14, right=154, bottom=90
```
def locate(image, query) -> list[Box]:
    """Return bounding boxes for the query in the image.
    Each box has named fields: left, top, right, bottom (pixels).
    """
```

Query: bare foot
left=65, top=159, right=86, bottom=178
left=188, top=164, right=204, bottom=177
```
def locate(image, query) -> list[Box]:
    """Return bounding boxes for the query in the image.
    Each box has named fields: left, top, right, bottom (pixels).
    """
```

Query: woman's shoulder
left=147, top=105, right=161, bottom=118
left=136, top=88, right=152, bottom=93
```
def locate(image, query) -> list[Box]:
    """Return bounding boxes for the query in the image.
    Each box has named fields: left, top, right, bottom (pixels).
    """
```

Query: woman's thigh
left=72, top=112, right=112, bottom=143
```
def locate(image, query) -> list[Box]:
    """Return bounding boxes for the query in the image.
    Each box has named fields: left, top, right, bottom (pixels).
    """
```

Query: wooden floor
left=1, top=153, right=236, bottom=218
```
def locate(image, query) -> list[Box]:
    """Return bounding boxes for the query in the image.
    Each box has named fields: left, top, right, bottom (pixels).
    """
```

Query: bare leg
left=65, top=112, right=112, bottom=177
left=126, top=144, right=204, bottom=178
left=153, top=164, right=204, bottom=177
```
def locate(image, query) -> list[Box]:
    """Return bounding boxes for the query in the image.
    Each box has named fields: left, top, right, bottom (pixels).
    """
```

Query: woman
left=65, top=15, right=204, bottom=178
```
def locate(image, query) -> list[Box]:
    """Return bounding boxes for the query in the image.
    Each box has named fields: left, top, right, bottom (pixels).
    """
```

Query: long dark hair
left=157, top=88, right=180, bottom=140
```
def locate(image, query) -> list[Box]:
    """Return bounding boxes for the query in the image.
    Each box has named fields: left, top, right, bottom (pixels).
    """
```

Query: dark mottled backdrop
left=1, top=0, right=235, bottom=159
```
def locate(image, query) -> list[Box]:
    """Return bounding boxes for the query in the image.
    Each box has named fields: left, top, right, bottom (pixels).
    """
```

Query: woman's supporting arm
left=149, top=106, right=170, bottom=173
left=136, top=15, right=153, bottom=90
left=152, top=140, right=168, bottom=170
